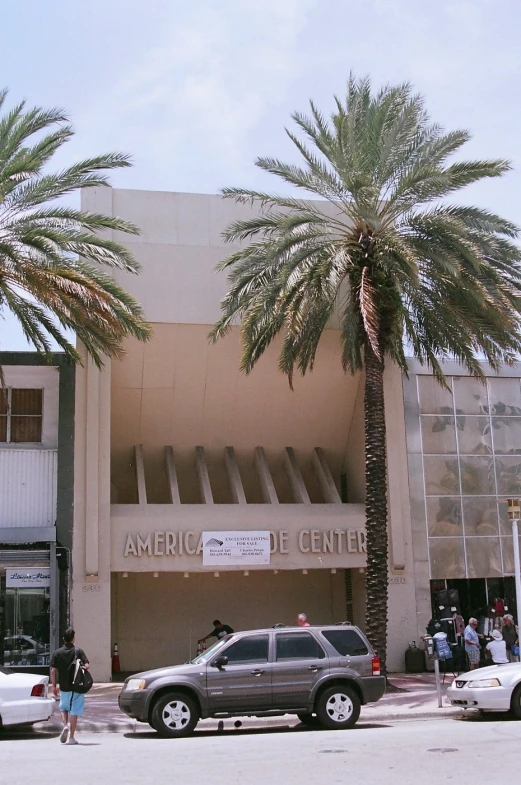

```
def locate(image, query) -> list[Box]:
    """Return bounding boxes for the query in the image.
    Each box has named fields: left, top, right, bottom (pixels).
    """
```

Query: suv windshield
left=190, top=637, right=232, bottom=665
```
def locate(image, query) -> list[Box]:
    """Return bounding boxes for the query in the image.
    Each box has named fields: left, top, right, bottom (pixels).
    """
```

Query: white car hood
left=458, top=662, right=521, bottom=680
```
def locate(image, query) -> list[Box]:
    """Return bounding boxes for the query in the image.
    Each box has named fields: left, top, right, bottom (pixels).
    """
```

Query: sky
left=1, top=0, right=521, bottom=349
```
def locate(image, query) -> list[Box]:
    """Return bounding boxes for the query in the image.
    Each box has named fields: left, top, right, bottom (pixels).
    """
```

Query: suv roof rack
left=334, top=621, right=352, bottom=625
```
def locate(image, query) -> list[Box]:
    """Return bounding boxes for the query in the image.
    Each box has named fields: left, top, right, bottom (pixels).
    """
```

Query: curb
left=40, top=708, right=466, bottom=734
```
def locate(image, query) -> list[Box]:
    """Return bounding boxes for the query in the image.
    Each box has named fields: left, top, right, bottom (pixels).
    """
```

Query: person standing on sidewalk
left=464, top=617, right=483, bottom=670
left=502, top=614, right=519, bottom=662
left=485, top=630, right=509, bottom=664
left=297, top=613, right=311, bottom=627
left=50, top=628, right=90, bottom=745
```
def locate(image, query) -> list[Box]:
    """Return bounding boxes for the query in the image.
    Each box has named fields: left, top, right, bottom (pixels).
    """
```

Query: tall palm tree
left=210, top=76, right=521, bottom=670
left=0, top=89, right=150, bottom=366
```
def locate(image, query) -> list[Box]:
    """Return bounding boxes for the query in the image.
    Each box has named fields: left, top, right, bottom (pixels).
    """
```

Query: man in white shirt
left=486, top=630, right=509, bottom=664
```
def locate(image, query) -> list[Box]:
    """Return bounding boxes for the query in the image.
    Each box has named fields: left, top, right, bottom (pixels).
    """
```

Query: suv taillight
left=31, top=684, right=46, bottom=698
left=372, top=656, right=381, bottom=676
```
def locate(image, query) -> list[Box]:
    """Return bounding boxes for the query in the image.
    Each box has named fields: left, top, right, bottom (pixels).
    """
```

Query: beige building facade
left=73, top=187, right=502, bottom=680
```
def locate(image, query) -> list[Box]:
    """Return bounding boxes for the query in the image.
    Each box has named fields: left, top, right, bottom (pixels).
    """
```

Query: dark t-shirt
left=50, top=644, right=89, bottom=691
left=209, top=625, right=234, bottom=640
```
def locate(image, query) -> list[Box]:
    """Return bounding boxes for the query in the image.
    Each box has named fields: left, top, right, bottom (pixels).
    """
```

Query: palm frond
left=0, top=88, right=150, bottom=364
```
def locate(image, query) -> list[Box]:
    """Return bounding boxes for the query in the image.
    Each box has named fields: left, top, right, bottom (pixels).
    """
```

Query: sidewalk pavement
left=38, top=672, right=474, bottom=734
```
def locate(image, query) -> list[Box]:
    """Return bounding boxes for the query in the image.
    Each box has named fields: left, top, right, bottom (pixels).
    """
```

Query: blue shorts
left=59, top=692, right=86, bottom=715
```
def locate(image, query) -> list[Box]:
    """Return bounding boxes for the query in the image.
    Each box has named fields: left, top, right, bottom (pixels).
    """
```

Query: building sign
left=6, top=568, right=51, bottom=588
left=202, top=531, right=270, bottom=566
left=123, top=527, right=367, bottom=558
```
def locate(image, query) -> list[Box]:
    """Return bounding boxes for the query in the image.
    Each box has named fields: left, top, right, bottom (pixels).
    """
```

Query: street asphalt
left=3, top=717, right=521, bottom=785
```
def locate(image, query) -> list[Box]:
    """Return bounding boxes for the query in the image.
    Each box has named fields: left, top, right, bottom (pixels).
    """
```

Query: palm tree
left=0, top=89, right=150, bottom=366
left=210, top=76, right=521, bottom=671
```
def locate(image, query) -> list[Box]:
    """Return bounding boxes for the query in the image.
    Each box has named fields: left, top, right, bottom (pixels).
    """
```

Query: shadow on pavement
left=0, top=728, right=60, bottom=741
left=123, top=721, right=391, bottom=741
left=455, top=710, right=514, bottom=723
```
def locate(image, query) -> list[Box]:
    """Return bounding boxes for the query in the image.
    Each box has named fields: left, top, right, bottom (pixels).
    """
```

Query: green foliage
left=0, top=89, right=151, bottom=366
left=210, top=75, right=521, bottom=386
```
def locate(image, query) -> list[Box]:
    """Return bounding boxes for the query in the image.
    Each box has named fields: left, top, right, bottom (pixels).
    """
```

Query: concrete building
left=0, top=353, right=75, bottom=671
left=72, top=188, right=521, bottom=680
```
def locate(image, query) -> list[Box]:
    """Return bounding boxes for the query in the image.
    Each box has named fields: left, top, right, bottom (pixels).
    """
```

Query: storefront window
left=413, top=373, right=521, bottom=582
left=428, top=537, right=465, bottom=579
left=1, top=570, right=51, bottom=667
left=420, top=416, right=457, bottom=454
left=465, top=537, right=502, bottom=578
left=418, top=376, right=454, bottom=414
left=457, top=416, right=492, bottom=455
left=426, top=497, right=462, bottom=537
left=452, top=376, right=488, bottom=415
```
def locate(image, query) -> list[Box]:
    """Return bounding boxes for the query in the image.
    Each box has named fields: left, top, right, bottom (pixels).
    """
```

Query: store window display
left=1, top=570, right=51, bottom=667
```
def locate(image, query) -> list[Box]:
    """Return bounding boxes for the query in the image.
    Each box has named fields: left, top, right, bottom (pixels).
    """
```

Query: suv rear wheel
left=315, top=685, right=360, bottom=730
left=151, top=692, right=199, bottom=737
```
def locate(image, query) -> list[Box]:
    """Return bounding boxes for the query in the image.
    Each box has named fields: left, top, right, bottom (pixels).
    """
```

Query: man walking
left=50, top=628, right=90, bottom=745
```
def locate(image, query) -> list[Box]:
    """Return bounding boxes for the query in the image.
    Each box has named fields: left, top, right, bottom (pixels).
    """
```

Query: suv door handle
left=307, top=665, right=323, bottom=672
left=251, top=669, right=266, bottom=676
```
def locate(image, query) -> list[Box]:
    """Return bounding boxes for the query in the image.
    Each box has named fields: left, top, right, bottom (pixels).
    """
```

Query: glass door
left=2, top=586, right=50, bottom=667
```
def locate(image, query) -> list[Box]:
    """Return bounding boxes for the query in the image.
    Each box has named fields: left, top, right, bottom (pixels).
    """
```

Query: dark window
left=222, top=635, right=269, bottom=664
left=0, top=389, right=43, bottom=443
left=276, top=632, right=326, bottom=660
left=321, top=630, right=368, bottom=656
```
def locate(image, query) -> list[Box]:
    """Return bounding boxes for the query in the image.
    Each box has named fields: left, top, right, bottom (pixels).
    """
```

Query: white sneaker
left=60, top=725, right=69, bottom=744
left=67, top=738, right=79, bottom=746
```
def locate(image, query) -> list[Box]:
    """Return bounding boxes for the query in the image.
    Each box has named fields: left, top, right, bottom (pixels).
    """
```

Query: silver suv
left=119, top=625, right=385, bottom=737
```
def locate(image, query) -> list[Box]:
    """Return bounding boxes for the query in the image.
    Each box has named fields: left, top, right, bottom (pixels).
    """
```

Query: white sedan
left=447, top=662, right=521, bottom=716
left=0, top=667, right=55, bottom=728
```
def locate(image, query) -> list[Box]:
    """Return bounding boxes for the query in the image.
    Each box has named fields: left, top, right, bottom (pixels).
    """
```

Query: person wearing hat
left=485, top=630, right=509, bottom=664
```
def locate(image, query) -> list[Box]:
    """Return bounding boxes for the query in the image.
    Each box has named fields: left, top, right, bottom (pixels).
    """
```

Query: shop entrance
left=111, top=568, right=359, bottom=673
left=0, top=564, right=52, bottom=668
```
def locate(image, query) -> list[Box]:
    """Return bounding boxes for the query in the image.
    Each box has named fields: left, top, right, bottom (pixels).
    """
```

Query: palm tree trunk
left=363, top=343, right=389, bottom=673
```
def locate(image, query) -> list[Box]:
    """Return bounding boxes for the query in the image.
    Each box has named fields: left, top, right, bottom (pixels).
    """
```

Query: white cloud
left=70, top=0, right=318, bottom=185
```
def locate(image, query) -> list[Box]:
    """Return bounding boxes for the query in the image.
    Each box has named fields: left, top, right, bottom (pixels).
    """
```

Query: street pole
left=434, top=656, right=442, bottom=708
left=507, top=500, right=521, bottom=625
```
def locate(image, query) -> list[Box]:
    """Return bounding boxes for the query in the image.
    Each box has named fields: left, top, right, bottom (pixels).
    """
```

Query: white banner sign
left=202, top=531, right=271, bottom=566
left=6, top=568, right=51, bottom=588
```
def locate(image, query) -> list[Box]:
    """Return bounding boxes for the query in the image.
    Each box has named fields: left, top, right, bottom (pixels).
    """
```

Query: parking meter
left=423, top=635, right=435, bottom=656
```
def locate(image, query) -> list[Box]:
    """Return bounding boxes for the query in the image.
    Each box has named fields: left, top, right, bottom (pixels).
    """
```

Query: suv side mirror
left=212, top=655, right=229, bottom=669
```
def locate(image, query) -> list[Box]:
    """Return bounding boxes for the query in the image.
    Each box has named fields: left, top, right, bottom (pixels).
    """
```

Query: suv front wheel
left=151, top=692, right=199, bottom=737
left=315, top=684, right=361, bottom=730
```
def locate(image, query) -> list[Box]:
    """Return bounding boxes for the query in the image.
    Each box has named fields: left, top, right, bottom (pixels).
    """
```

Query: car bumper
left=1, top=697, right=55, bottom=727
left=362, top=676, right=386, bottom=704
left=446, top=685, right=511, bottom=711
left=118, top=690, right=149, bottom=722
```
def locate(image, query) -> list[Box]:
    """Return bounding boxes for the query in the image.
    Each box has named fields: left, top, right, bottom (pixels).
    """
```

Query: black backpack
left=68, top=648, right=93, bottom=695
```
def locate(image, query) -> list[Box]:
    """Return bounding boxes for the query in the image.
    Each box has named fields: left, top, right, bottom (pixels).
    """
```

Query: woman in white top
left=486, top=630, right=509, bottom=664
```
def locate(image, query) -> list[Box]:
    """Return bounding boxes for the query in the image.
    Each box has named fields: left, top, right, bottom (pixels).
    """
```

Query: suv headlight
left=467, top=678, right=501, bottom=688
left=125, top=678, right=146, bottom=691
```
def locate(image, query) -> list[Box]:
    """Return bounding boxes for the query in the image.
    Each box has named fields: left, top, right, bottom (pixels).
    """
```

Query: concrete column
left=284, top=447, right=310, bottom=504
left=195, top=446, right=214, bottom=504
left=254, top=447, right=279, bottom=504
left=165, top=446, right=181, bottom=504
left=71, top=348, right=112, bottom=681
left=312, top=447, right=342, bottom=503
left=384, top=363, right=419, bottom=672
left=134, top=445, right=147, bottom=506
left=224, top=446, right=246, bottom=504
